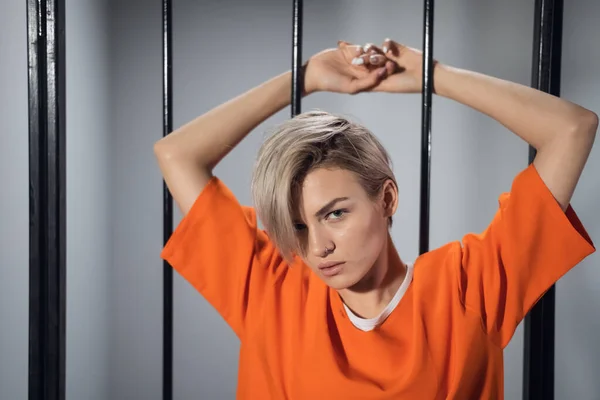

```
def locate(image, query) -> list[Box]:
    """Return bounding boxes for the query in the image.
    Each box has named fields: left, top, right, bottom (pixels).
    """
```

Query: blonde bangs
left=251, top=110, right=396, bottom=262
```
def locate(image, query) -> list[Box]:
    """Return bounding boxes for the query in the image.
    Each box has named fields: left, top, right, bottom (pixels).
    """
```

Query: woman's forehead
left=301, top=168, right=360, bottom=192
left=297, top=169, right=364, bottom=211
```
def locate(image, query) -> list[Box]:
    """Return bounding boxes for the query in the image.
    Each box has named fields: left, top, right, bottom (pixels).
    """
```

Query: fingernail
left=383, top=46, right=388, bottom=53
left=369, top=55, right=380, bottom=64
left=352, top=57, right=364, bottom=65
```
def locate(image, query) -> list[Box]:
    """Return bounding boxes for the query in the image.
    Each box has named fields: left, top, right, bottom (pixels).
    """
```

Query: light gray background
left=1, top=0, right=598, bottom=399
left=0, top=1, right=29, bottom=399
left=64, top=0, right=112, bottom=398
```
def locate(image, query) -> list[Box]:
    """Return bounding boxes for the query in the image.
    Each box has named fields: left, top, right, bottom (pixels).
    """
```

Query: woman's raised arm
left=154, top=70, right=294, bottom=215
left=153, top=43, right=390, bottom=215
left=355, top=38, right=598, bottom=210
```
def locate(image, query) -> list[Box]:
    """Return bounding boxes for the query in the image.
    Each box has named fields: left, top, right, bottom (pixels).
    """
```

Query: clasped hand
left=304, top=39, right=427, bottom=95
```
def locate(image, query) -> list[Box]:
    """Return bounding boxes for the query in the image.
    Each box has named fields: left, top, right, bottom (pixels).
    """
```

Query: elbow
left=583, top=110, right=598, bottom=136
left=153, top=141, right=171, bottom=179
left=572, top=110, right=598, bottom=138
left=153, top=139, right=178, bottom=162
left=560, top=110, right=598, bottom=153
left=153, top=140, right=182, bottom=178
left=542, top=111, right=598, bottom=153
left=153, top=139, right=167, bottom=159
left=153, top=139, right=211, bottom=174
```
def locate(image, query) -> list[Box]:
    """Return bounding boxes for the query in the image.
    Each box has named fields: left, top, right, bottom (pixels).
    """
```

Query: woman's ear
left=380, top=179, right=398, bottom=218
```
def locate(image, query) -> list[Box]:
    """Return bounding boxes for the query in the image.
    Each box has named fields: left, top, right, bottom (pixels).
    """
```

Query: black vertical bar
left=162, top=0, right=174, bottom=398
left=523, top=1, right=562, bottom=399
left=419, top=0, right=434, bottom=255
left=27, top=0, right=67, bottom=399
left=291, top=0, right=303, bottom=117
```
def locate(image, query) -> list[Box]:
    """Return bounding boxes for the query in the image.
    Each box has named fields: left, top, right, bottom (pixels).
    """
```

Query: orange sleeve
left=160, top=177, right=284, bottom=339
left=458, top=163, right=595, bottom=348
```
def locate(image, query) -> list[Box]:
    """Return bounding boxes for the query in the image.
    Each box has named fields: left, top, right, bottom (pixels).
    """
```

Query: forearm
left=155, top=71, right=296, bottom=170
left=434, top=63, right=597, bottom=150
left=435, top=63, right=597, bottom=210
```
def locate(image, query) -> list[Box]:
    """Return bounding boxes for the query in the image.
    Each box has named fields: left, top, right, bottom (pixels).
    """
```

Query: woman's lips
left=318, top=261, right=345, bottom=277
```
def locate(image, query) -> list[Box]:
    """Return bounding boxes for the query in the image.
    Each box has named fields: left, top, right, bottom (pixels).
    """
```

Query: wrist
left=282, top=69, right=315, bottom=102
left=432, top=62, right=454, bottom=98
left=302, top=61, right=321, bottom=96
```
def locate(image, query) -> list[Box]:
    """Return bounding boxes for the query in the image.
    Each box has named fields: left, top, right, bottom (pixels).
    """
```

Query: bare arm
left=154, top=44, right=386, bottom=215
left=364, top=39, right=598, bottom=210
left=154, top=71, right=294, bottom=214
left=434, top=64, right=598, bottom=210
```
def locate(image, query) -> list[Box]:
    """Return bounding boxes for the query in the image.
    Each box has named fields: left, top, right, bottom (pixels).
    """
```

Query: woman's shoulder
left=410, top=241, right=463, bottom=293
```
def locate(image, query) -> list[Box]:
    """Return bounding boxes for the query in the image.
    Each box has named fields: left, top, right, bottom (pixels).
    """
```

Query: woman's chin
left=321, top=270, right=366, bottom=291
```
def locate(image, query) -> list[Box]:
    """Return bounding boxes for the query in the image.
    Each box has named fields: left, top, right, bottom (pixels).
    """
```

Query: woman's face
left=295, top=167, right=397, bottom=290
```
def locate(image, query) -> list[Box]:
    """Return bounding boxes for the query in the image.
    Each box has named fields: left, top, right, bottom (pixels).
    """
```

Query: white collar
left=343, top=263, right=414, bottom=332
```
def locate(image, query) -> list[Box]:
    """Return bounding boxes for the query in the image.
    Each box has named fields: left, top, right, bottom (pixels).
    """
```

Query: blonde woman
left=154, top=39, right=597, bottom=399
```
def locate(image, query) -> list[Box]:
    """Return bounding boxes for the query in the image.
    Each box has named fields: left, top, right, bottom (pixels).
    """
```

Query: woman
left=155, top=39, right=597, bottom=399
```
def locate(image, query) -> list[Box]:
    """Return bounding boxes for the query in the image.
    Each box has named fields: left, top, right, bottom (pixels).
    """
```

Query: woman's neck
left=337, top=234, right=407, bottom=319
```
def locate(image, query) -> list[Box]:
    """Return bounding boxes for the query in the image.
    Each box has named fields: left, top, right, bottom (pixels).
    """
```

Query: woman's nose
left=310, top=228, right=335, bottom=257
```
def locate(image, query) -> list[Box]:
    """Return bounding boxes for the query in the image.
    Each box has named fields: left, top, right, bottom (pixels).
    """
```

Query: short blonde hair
left=251, top=110, right=397, bottom=261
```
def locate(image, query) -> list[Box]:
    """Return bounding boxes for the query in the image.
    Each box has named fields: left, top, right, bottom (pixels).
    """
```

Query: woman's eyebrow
left=315, top=197, right=349, bottom=218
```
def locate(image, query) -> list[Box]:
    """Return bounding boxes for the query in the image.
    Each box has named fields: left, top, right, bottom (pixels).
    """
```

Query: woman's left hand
left=304, top=41, right=395, bottom=95
left=348, top=39, right=428, bottom=94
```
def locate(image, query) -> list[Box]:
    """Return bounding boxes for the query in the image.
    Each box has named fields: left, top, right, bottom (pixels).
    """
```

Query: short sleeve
left=458, top=163, right=595, bottom=348
left=160, top=177, right=285, bottom=339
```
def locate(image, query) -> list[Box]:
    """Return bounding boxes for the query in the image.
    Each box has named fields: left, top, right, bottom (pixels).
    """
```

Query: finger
left=384, top=60, right=397, bottom=75
left=368, top=54, right=386, bottom=66
left=382, top=38, right=401, bottom=58
left=351, top=53, right=386, bottom=67
left=340, top=41, right=365, bottom=56
left=362, top=43, right=376, bottom=53
left=349, top=67, right=387, bottom=94
left=364, top=43, right=386, bottom=55
left=341, top=44, right=365, bottom=64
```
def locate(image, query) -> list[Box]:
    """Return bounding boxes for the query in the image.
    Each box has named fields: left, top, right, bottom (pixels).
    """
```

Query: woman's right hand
left=304, top=41, right=396, bottom=95
left=353, top=39, right=431, bottom=94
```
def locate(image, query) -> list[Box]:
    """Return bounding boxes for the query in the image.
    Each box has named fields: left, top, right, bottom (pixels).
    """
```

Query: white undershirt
left=343, top=263, right=414, bottom=332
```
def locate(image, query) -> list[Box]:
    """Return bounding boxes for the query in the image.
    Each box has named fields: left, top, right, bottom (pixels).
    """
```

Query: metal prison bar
left=420, top=0, right=434, bottom=256
left=27, top=0, right=67, bottom=399
left=292, top=0, right=303, bottom=117
left=524, top=0, right=564, bottom=399
left=162, top=0, right=174, bottom=399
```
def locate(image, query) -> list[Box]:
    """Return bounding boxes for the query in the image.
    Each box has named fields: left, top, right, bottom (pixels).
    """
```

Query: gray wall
left=1, top=0, right=598, bottom=398
left=108, top=0, right=164, bottom=398
left=556, top=0, right=600, bottom=397
left=0, top=1, right=29, bottom=399
left=65, top=0, right=112, bottom=398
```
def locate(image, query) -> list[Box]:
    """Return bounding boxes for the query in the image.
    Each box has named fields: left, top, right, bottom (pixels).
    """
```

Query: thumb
left=382, top=38, right=402, bottom=61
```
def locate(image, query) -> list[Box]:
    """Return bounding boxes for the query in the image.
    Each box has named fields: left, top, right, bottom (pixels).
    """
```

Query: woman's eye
left=294, top=223, right=307, bottom=231
left=328, top=209, right=346, bottom=220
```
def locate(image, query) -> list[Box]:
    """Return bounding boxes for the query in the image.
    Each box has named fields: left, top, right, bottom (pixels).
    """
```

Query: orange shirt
left=161, top=164, right=595, bottom=399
